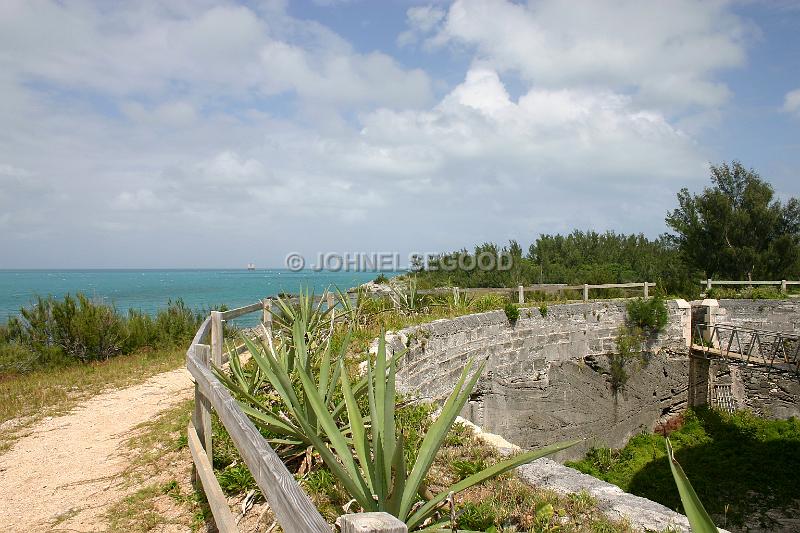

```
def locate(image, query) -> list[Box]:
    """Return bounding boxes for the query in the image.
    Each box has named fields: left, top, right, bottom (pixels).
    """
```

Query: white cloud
left=0, top=1, right=432, bottom=110
left=199, top=151, right=266, bottom=185
left=259, top=41, right=432, bottom=109
left=121, top=101, right=198, bottom=126
left=784, top=88, right=800, bottom=117
left=0, top=0, right=748, bottom=268
left=417, top=0, right=751, bottom=109
left=112, top=189, right=170, bottom=212
left=398, top=5, right=447, bottom=46
left=358, top=67, right=704, bottom=186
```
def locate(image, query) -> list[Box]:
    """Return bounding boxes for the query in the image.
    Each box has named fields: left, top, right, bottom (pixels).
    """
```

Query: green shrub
left=152, top=299, right=203, bottom=346
left=707, top=285, right=785, bottom=300
left=450, top=458, right=488, bottom=480
left=373, top=273, right=390, bottom=284
left=474, top=293, right=506, bottom=313
left=539, top=301, right=548, bottom=317
left=705, top=287, right=734, bottom=299
left=0, top=342, right=40, bottom=374
left=457, top=500, right=497, bottom=531
left=3, top=294, right=204, bottom=372
left=504, top=302, right=520, bottom=323
left=217, top=463, right=258, bottom=495
left=7, top=294, right=127, bottom=362
left=738, top=286, right=783, bottom=299
left=626, top=296, right=668, bottom=333
left=608, top=326, right=646, bottom=392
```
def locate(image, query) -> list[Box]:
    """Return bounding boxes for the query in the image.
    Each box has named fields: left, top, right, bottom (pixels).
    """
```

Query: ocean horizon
left=0, top=269, right=393, bottom=324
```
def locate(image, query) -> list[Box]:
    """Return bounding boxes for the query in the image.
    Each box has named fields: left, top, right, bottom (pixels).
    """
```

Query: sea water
left=0, top=269, right=386, bottom=324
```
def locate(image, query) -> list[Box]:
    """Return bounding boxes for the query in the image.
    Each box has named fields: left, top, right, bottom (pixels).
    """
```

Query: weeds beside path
left=0, top=365, right=194, bottom=532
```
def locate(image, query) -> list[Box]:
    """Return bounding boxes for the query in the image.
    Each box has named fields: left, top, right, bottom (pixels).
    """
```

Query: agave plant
left=251, top=330, right=579, bottom=529
left=271, top=289, right=334, bottom=354
left=215, top=319, right=404, bottom=465
left=665, top=438, right=718, bottom=533
left=389, top=276, right=428, bottom=316
left=435, top=289, right=475, bottom=315
left=334, top=285, right=371, bottom=327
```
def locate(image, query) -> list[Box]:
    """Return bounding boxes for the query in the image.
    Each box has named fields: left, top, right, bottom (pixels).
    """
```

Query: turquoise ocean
left=0, top=270, right=387, bottom=324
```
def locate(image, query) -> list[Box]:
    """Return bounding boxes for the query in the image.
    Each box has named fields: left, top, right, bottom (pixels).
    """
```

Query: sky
left=0, top=0, right=798, bottom=269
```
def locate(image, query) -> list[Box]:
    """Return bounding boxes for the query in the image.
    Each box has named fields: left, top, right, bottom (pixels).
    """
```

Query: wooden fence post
left=193, top=344, right=213, bottom=466
left=337, top=513, right=408, bottom=533
left=452, top=286, right=459, bottom=300
left=781, top=280, right=787, bottom=293
left=643, top=282, right=649, bottom=298
left=262, top=298, right=273, bottom=335
left=518, top=285, right=524, bottom=304
left=583, top=284, right=589, bottom=302
left=706, top=278, right=712, bottom=292
left=210, top=311, right=224, bottom=367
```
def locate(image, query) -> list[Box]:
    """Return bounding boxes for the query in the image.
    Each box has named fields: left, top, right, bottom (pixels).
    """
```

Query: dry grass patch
left=0, top=348, right=185, bottom=453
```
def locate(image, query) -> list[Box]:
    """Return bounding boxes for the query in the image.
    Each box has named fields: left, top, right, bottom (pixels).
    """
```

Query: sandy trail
left=0, top=367, right=193, bottom=532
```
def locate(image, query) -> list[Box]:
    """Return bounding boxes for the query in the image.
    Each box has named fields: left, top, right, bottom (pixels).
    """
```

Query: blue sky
left=0, top=0, right=798, bottom=268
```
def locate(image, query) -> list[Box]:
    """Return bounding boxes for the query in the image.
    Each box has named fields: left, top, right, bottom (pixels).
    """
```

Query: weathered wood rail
left=186, top=297, right=407, bottom=533
left=418, top=281, right=655, bottom=303
left=701, top=278, right=800, bottom=292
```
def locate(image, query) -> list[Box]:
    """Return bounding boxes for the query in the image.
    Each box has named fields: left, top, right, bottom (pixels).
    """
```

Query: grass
left=105, top=398, right=211, bottom=532
left=567, top=408, right=800, bottom=529
left=0, top=347, right=185, bottom=453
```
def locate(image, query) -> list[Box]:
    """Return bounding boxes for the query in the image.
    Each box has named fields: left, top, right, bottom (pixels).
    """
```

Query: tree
left=665, top=161, right=800, bottom=281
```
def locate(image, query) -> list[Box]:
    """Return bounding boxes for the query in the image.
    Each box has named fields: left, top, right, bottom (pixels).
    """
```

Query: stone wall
left=715, top=298, right=800, bottom=333
left=708, top=361, right=800, bottom=418
left=382, top=299, right=692, bottom=460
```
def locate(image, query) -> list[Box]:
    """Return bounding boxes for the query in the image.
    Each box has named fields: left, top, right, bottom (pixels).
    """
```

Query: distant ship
left=247, top=263, right=256, bottom=271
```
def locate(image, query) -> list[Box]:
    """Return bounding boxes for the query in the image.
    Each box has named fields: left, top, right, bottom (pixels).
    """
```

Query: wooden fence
left=418, top=281, right=654, bottom=303
left=186, top=298, right=407, bottom=533
left=701, top=279, right=800, bottom=292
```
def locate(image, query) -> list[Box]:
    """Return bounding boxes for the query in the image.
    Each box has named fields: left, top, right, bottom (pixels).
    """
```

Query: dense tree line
left=415, top=162, right=799, bottom=298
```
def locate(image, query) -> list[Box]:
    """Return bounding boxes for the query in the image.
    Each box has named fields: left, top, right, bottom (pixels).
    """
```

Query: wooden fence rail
left=701, top=279, right=800, bottom=292
left=418, top=281, right=654, bottom=303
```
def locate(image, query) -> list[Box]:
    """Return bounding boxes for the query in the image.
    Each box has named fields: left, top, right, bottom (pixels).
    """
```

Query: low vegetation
left=567, top=408, right=800, bottom=530
left=705, top=285, right=790, bottom=300
left=625, top=296, right=668, bottom=334
left=0, top=294, right=207, bottom=374
left=607, top=296, right=669, bottom=392
left=212, top=402, right=636, bottom=532
left=503, top=302, right=520, bottom=323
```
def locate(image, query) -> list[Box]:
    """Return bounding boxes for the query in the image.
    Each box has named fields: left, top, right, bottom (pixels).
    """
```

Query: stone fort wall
left=380, top=299, right=693, bottom=460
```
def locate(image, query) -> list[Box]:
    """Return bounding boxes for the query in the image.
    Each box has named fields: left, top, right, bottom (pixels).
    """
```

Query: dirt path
left=0, top=367, right=193, bottom=532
